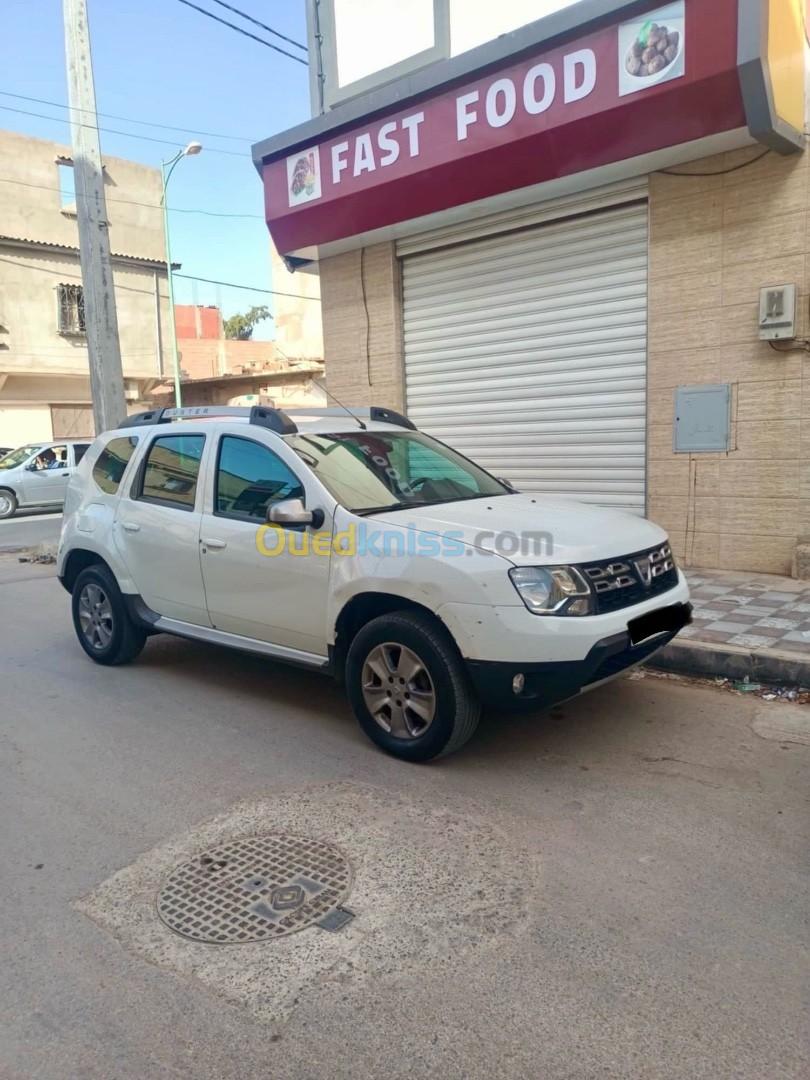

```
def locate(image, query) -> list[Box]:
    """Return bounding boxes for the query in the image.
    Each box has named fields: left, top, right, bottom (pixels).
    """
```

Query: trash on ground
left=17, top=552, right=56, bottom=565
left=734, top=679, right=763, bottom=693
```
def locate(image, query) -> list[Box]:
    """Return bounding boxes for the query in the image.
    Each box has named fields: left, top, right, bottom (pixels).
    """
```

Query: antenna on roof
left=312, top=380, right=367, bottom=430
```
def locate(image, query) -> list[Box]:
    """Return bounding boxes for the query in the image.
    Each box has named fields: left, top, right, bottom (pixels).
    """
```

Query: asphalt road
left=0, top=508, right=62, bottom=552
left=1, top=557, right=807, bottom=1080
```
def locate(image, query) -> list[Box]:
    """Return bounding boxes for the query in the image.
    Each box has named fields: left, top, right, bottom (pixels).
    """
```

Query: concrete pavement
left=0, top=508, right=62, bottom=552
left=1, top=557, right=807, bottom=1080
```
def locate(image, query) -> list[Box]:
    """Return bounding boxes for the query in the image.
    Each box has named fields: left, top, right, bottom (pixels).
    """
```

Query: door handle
left=200, top=538, right=227, bottom=550
left=121, top=522, right=141, bottom=533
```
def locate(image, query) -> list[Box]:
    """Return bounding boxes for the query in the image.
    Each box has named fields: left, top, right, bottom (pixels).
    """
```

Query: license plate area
left=628, top=604, right=691, bottom=645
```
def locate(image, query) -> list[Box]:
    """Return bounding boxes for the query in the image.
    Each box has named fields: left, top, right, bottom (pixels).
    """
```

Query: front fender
left=327, top=506, right=515, bottom=644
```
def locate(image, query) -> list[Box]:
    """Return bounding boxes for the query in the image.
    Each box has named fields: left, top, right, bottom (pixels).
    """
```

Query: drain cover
left=157, top=834, right=352, bottom=943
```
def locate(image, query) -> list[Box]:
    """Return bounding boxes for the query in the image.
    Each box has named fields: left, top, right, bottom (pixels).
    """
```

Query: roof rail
left=118, top=403, right=415, bottom=434
left=119, top=405, right=297, bottom=435
left=119, top=407, right=166, bottom=428
left=282, top=405, right=416, bottom=431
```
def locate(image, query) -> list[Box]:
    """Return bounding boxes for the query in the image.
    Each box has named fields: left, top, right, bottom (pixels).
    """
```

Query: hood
left=365, top=494, right=668, bottom=566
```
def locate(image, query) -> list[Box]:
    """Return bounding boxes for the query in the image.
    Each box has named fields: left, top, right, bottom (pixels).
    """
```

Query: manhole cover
left=157, top=834, right=352, bottom=943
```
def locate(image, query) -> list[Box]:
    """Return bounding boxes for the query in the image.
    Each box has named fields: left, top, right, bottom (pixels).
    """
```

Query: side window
left=32, top=444, right=68, bottom=471
left=216, top=436, right=304, bottom=522
left=73, top=443, right=90, bottom=465
left=140, top=435, right=205, bottom=510
left=92, top=437, right=139, bottom=495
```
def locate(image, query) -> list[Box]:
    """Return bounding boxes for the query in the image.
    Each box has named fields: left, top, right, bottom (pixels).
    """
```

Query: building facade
left=0, top=129, right=171, bottom=443
left=253, top=0, right=809, bottom=576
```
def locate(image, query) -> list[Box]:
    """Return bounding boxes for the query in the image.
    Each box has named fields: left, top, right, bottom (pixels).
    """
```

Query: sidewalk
left=652, top=568, right=810, bottom=687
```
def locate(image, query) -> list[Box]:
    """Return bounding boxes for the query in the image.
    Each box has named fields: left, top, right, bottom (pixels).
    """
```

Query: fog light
left=512, top=673, right=525, bottom=695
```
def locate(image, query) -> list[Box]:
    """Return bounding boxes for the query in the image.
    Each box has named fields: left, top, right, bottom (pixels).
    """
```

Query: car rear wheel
left=346, top=610, right=480, bottom=762
left=71, top=564, right=147, bottom=666
left=0, top=490, right=17, bottom=519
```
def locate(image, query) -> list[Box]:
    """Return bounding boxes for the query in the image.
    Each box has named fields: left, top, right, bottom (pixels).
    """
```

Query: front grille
left=581, top=542, right=678, bottom=614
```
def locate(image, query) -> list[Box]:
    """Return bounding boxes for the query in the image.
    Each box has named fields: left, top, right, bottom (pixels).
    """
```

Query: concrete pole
left=63, top=0, right=127, bottom=434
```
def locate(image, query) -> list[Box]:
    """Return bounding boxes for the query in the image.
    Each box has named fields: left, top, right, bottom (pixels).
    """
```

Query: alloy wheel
left=78, top=582, right=114, bottom=651
left=361, top=642, right=436, bottom=739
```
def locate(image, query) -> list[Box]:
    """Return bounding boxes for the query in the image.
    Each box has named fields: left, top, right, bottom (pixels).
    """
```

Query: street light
left=161, top=142, right=202, bottom=407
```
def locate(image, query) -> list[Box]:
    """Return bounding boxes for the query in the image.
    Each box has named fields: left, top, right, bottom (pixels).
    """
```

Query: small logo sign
left=618, top=1, right=685, bottom=98
left=286, top=147, right=322, bottom=207
left=634, top=556, right=653, bottom=587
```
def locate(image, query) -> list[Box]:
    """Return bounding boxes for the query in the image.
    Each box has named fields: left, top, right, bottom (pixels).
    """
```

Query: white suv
left=57, top=405, right=691, bottom=762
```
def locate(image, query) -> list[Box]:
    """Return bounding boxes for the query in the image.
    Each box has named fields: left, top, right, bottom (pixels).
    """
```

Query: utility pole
left=63, top=0, right=126, bottom=434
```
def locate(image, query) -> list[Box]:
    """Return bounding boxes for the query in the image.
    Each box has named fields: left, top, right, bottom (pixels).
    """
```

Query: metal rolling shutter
left=401, top=200, right=648, bottom=514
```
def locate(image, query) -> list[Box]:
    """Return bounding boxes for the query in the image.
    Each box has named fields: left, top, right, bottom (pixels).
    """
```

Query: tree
left=223, top=305, right=271, bottom=340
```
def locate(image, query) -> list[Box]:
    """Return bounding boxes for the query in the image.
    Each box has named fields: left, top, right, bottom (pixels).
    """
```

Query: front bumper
left=465, top=602, right=692, bottom=710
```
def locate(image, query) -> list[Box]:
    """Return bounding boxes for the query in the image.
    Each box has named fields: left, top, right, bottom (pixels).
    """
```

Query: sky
left=3, top=0, right=312, bottom=329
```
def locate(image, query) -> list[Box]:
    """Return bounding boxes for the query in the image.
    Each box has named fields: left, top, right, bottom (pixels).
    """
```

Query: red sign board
left=262, top=0, right=744, bottom=254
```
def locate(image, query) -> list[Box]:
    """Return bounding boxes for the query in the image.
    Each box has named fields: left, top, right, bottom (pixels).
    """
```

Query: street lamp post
left=161, top=141, right=202, bottom=408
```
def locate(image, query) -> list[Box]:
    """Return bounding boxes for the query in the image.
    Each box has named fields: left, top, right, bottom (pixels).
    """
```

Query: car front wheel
left=71, top=564, right=147, bottom=666
left=346, top=610, right=480, bottom=762
left=0, top=490, right=17, bottom=519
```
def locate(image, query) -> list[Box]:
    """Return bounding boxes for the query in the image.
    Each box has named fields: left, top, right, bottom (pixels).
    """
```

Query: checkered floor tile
left=682, top=569, right=810, bottom=657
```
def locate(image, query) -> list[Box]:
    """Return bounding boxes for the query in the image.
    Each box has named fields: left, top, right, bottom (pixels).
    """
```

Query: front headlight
left=509, top=565, right=593, bottom=616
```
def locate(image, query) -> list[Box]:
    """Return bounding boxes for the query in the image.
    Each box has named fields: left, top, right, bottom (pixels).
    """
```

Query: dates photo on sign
left=286, top=147, right=322, bottom=207
left=618, top=1, right=685, bottom=97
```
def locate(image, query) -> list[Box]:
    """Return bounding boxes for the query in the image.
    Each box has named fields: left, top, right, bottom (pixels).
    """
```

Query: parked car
left=0, top=440, right=92, bottom=519
left=57, top=405, right=691, bottom=761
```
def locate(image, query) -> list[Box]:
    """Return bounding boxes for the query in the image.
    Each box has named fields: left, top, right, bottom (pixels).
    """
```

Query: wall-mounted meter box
left=674, top=384, right=731, bottom=453
left=758, top=284, right=796, bottom=340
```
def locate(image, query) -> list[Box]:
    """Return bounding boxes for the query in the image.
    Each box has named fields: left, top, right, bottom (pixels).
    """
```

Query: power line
left=0, top=175, right=264, bottom=219
left=0, top=89, right=254, bottom=144
left=207, top=0, right=307, bottom=51
left=174, top=0, right=308, bottom=65
left=0, top=103, right=247, bottom=157
left=0, top=249, right=321, bottom=304
left=658, top=147, right=771, bottom=176
left=175, top=272, right=322, bottom=302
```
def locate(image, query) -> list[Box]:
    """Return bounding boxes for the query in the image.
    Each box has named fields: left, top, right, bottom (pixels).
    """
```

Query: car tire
left=345, top=610, right=481, bottom=762
left=0, top=489, right=17, bottom=519
left=71, top=564, right=147, bottom=666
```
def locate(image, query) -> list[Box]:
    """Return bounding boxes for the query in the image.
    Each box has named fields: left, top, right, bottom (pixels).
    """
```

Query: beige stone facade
left=320, top=243, right=405, bottom=410
left=318, top=149, right=810, bottom=575
left=647, top=146, right=810, bottom=574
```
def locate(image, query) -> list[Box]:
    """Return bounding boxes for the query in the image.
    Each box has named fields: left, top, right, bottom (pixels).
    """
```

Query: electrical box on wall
left=758, top=284, right=796, bottom=340
left=673, top=384, right=731, bottom=453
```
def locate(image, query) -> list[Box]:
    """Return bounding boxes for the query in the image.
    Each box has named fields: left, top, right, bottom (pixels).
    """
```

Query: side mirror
left=267, top=497, right=315, bottom=527
left=25, top=462, right=38, bottom=472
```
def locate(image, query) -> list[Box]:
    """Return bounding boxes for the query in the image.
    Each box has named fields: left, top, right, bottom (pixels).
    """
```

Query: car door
left=198, top=432, right=331, bottom=657
left=21, top=444, right=71, bottom=505
left=114, top=431, right=210, bottom=626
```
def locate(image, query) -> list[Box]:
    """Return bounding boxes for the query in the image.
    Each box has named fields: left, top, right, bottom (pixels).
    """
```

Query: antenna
left=313, top=380, right=367, bottom=430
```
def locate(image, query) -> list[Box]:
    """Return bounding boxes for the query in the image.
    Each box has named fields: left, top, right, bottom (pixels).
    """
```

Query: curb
left=648, top=638, right=810, bottom=687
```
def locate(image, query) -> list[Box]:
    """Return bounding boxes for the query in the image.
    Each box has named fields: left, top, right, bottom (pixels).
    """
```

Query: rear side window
left=140, top=435, right=205, bottom=510
left=92, top=437, right=139, bottom=494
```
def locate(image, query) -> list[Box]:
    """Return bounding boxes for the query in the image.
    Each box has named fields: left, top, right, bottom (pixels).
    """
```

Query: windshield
left=284, top=430, right=508, bottom=514
left=0, top=445, right=43, bottom=470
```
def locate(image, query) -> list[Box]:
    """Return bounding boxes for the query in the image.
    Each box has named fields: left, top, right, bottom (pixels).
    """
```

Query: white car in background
left=0, top=440, right=92, bottom=519
left=57, top=405, right=691, bottom=762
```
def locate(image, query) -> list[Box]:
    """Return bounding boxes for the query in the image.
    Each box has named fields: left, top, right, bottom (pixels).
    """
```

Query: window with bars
left=57, top=284, right=86, bottom=335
